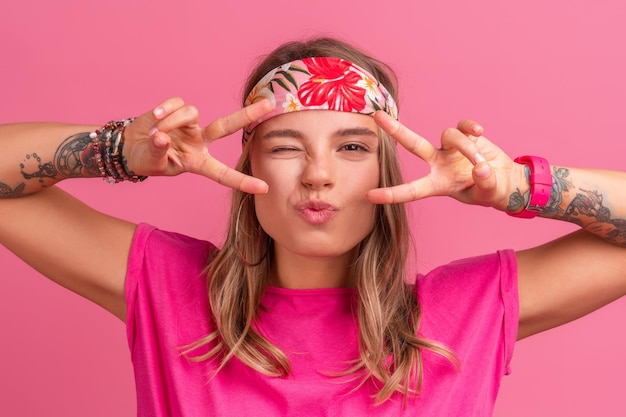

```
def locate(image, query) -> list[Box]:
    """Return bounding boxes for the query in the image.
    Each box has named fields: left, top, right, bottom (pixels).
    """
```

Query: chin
left=291, top=240, right=359, bottom=259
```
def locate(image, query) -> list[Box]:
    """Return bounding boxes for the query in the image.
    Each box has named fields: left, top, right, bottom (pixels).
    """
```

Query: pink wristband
left=508, top=155, right=552, bottom=219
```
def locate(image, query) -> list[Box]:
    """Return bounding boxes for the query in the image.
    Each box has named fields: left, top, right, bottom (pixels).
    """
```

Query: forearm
left=0, top=123, right=99, bottom=197
left=509, top=165, right=626, bottom=247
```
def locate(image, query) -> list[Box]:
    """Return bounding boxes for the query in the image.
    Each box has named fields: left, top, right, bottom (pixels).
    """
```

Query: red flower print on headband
left=298, top=57, right=367, bottom=112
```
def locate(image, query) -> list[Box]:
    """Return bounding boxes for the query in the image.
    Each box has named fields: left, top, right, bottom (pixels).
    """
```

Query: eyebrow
left=260, top=127, right=378, bottom=140
left=335, top=127, right=378, bottom=138
left=260, top=129, right=304, bottom=140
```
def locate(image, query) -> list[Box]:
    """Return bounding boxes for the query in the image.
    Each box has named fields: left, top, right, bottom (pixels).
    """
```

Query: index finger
left=456, top=119, right=484, bottom=136
left=367, top=176, right=435, bottom=204
left=373, top=111, right=437, bottom=162
left=199, top=155, right=269, bottom=194
left=203, top=99, right=274, bottom=141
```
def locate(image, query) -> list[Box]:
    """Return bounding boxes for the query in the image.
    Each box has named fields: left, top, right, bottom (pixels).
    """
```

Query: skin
left=0, top=100, right=274, bottom=320
left=249, top=111, right=380, bottom=288
left=0, top=97, right=625, bottom=340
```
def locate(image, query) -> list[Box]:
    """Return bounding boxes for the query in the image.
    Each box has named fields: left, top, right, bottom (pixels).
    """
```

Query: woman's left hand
left=367, top=111, right=525, bottom=211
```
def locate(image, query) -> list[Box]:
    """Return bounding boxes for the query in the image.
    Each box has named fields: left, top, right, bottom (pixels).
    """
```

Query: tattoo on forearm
left=541, top=167, right=572, bottom=217
left=605, top=219, right=626, bottom=246
left=20, top=153, right=58, bottom=186
left=15, top=133, right=96, bottom=192
left=564, top=189, right=608, bottom=223
left=0, top=181, right=26, bottom=198
left=506, top=165, right=530, bottom=212
left=506, top=166, right=626, bottom=245
left=542, top=167, right=625, bottom=246
left=563, top=187, right=626, bottom=245
left=506, top=188, right=527, bottom=212
left=53, top=133, right=99, bottom=178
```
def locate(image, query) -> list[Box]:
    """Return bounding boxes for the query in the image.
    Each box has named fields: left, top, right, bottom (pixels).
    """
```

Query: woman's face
left=249, top=110, right=380, bottom=261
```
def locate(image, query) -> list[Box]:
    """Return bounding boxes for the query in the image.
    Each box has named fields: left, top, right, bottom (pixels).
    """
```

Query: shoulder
left=125, top=223, right=216, bottom=316
left=126, top=223, right=217, bottom=298
left=125, top=224, right=216, bottom=353
left=132, top=223, right=215, bottom=254
left=415, top=250, right=518, bottom=306
left=129, top=223, right=216, bottom=267
left=417, top=250, right=516, bottom=285
left=415, top=250, right=520, bottom=382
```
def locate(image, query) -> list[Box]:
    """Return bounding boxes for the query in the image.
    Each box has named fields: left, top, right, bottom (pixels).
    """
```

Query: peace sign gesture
left=123, top=97, right=273, bottom=194
left=367, top=111, right=526, bottom=212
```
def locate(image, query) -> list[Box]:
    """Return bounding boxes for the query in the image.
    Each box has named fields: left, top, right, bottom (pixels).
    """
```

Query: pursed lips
left=295, top=200, right=339, bottom=225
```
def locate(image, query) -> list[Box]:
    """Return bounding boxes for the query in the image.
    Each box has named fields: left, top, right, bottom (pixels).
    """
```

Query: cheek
left=369, top=167, right=381, bottom=189
left=249, top=158, right=293, bottom=235
left=345, top=160, right=380, bottom=192
left=352, top=163, right=379, bottom=225
left=249, top=146, right=296, bottom=186
left=252, top=162, right=298, bottom=194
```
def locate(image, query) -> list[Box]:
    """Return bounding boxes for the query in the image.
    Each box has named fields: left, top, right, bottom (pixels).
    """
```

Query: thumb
left=150, top=131, right=175, bottom=169
left=471, top=160, right=499, bottom=205
left=126, top=130, right=173, bottom=176
left=123, top=98, right=186, bottom=175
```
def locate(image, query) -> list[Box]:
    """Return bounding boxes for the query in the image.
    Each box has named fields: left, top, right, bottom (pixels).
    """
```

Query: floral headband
left=242, top=56, right=399, bottom=143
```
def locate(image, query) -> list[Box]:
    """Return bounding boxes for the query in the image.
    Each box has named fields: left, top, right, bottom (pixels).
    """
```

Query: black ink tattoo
left=0, top=181, right=26, bottom=198
left=506, top=188, right=527, bottom=212
left=22, top=162, right=57, bottom=179
left=606, top=219, right=626, bottom=246
left=542, top=167, right=573, bottom=217
left=20, top=153, right=59, bottom=187
left=507, top=165, right=531, bottom=213
left=53, top=133, right=99, bottom=178
left=564, top=189, right=607, bottom=221
left=507, top=165, right=625, bottom=246
left=554, top=170, right=626, bottom=246
left=9, top=133, right=95, bottom=192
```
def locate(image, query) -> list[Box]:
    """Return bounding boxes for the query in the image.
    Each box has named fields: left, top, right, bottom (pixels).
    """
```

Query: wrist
left=90, top=119, right=147, bottom=184
left=506, top=156, right=552, bottom=218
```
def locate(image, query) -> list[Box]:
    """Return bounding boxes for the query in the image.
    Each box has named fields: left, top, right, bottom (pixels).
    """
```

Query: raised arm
left=0, top=98, right=274, bottom=321
left=515, top=166, right=626, bottom=338
left=0, top=123, right=136, bottom=320
left=368, top=112, right=626, bottom=340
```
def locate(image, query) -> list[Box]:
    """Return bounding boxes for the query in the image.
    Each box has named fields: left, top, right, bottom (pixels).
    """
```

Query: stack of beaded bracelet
left=90, top=118, right=147, bottom=184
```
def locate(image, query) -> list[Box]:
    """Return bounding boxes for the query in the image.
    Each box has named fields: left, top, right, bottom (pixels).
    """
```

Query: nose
left=301, top=152, right=334, bottom=190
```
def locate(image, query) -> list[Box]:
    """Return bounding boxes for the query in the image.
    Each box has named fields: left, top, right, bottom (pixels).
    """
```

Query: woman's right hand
left=123, top=97, right=273, bottom=194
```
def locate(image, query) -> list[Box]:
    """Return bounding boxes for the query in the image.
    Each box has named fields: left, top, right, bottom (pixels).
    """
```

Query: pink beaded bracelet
left=89, top=119, right=147, bottom=184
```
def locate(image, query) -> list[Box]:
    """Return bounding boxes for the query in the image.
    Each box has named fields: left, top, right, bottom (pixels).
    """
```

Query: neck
left=269, top=245, right=357, bottom=289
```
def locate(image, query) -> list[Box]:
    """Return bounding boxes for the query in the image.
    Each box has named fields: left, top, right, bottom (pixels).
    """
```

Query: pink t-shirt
left=126, top=224, right=518, bottom=416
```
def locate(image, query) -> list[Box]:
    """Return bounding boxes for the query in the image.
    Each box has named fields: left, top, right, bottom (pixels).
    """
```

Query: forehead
left=255, top=110, right=378, bottom=137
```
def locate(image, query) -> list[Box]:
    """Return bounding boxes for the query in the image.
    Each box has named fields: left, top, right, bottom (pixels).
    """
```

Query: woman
left=1, top=37, right=625, bottom=416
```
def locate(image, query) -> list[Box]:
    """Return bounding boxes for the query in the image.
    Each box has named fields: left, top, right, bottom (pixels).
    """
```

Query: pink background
left=1, top=0, right=625, bottom=415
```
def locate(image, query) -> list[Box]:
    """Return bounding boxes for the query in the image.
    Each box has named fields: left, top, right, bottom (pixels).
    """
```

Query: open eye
left=342, top=143, right=369, bottom=152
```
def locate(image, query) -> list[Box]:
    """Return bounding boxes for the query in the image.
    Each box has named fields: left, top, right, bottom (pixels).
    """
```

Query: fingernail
left=474, top=152, right=486, bottom=164
left=153, top=107, right=165, bottom=118
left=153, top=135, right=167, bottom=147
left=149, top=127, right=159, bottom=137
left=472, top=125, right=483, bottom=135
left=475, top=163, right=491, bottom=178
left=263, top=98, right=275, bottom=110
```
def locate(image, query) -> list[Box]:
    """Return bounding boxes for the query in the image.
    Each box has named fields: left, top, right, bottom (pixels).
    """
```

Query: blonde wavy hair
left=185, top=37, right=456, bottom=404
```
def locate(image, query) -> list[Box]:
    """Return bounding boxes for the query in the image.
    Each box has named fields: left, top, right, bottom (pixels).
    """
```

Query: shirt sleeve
left=416, top=250, right=519, bottom=375
left=125, top=223, right=157, bottom=351
left=124, top=223, right=215, bottom=353
left=498, top=249, right=518, bottom=374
